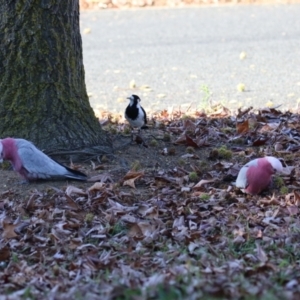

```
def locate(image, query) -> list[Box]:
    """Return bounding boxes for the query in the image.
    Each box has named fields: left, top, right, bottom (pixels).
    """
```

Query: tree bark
left=0, top=0, right=111, bottom=155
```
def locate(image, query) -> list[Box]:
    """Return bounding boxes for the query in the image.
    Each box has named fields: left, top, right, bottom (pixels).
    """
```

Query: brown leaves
left=236, top=119, right=249, bottom=134
left=252, top=136, right=269, bottom=146
left=185, top=134, right=199, bottom=148
left=193, top=179, right=216, bottom=190
left=172, top=117, right=225, bottom=148
left=2, top=105, right=300, bottom=299
left=122, top=170, right=144, bottom=188
left=128, top=221, right=158, bottom=238
left=65, top=185, right=86, bottom=197
left=0, top=243, right=10, bottom=261
left=88, top=173, right=113, bottom=183
left=2, top=219, right=19, bottom=239
left=88, top=182, right=106, bottom=192
left=1, top=217, right=28, bottom=239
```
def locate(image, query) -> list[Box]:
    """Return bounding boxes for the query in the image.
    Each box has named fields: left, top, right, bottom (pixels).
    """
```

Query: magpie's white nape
left=125, top=94, right=148, bottom=131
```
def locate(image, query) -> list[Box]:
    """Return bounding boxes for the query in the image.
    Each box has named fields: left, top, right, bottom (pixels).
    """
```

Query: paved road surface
left=80, top=4, right=300, bottom=114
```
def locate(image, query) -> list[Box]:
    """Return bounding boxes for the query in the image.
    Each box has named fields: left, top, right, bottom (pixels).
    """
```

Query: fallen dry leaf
left=236, top=119, right=249, bottom=134
left=2, top=219, right=19, bottom=239
left=0, top=243, right=10, bottom=261
left=65, top=185, right=86, bottom=197
left=193, top=179, right=216, bottom=190
left=122, top=170, right=144, bottom=188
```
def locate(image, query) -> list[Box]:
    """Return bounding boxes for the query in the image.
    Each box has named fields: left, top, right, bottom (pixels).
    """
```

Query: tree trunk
left=0, top=0, right=111, bottom=155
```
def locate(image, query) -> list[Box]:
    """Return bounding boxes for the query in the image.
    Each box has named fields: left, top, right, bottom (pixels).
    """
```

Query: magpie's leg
left=130, top=127, right=134, bottom=141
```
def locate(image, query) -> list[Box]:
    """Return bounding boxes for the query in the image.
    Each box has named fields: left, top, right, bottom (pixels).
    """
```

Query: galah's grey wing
left=16, top=140, right=68, bottom=179
left=15, top=139, right=87, bottom=181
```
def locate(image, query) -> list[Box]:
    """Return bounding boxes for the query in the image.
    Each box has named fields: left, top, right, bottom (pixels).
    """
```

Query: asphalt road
left=80, top=4, right=300, bottom=115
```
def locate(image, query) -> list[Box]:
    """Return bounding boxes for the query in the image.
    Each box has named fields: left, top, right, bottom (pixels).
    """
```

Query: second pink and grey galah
left=236, top=156, right=283, bottom=195
left=0, top=138, right=87, bottom=182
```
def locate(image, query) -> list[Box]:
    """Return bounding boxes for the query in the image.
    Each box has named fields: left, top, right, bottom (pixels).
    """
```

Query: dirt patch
left=0, top=130, right=209, bottom=198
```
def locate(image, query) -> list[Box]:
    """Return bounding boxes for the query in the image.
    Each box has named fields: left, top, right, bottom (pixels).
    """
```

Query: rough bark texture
left=0, top=0, right=111, bottom=154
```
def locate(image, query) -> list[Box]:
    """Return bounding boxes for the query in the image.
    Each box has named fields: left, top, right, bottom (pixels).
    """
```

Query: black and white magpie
left=125, top=94, right=148, bottom=131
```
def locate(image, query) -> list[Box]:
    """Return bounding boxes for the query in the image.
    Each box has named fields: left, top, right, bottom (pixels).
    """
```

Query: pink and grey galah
left=0, top=138, right=87, bottom=182
left=236, top=156, right=283, bottom=195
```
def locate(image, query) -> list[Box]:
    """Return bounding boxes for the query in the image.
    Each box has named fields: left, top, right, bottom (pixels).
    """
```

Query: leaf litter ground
left=1, top=105, right=300, bottom=299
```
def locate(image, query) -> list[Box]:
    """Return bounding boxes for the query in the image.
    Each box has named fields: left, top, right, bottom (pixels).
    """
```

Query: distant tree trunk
left=0, top=0, right=111, bottom=155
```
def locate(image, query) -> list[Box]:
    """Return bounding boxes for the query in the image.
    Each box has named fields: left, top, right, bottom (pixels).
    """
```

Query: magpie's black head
left=127, top=94, right=141, bottom=106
